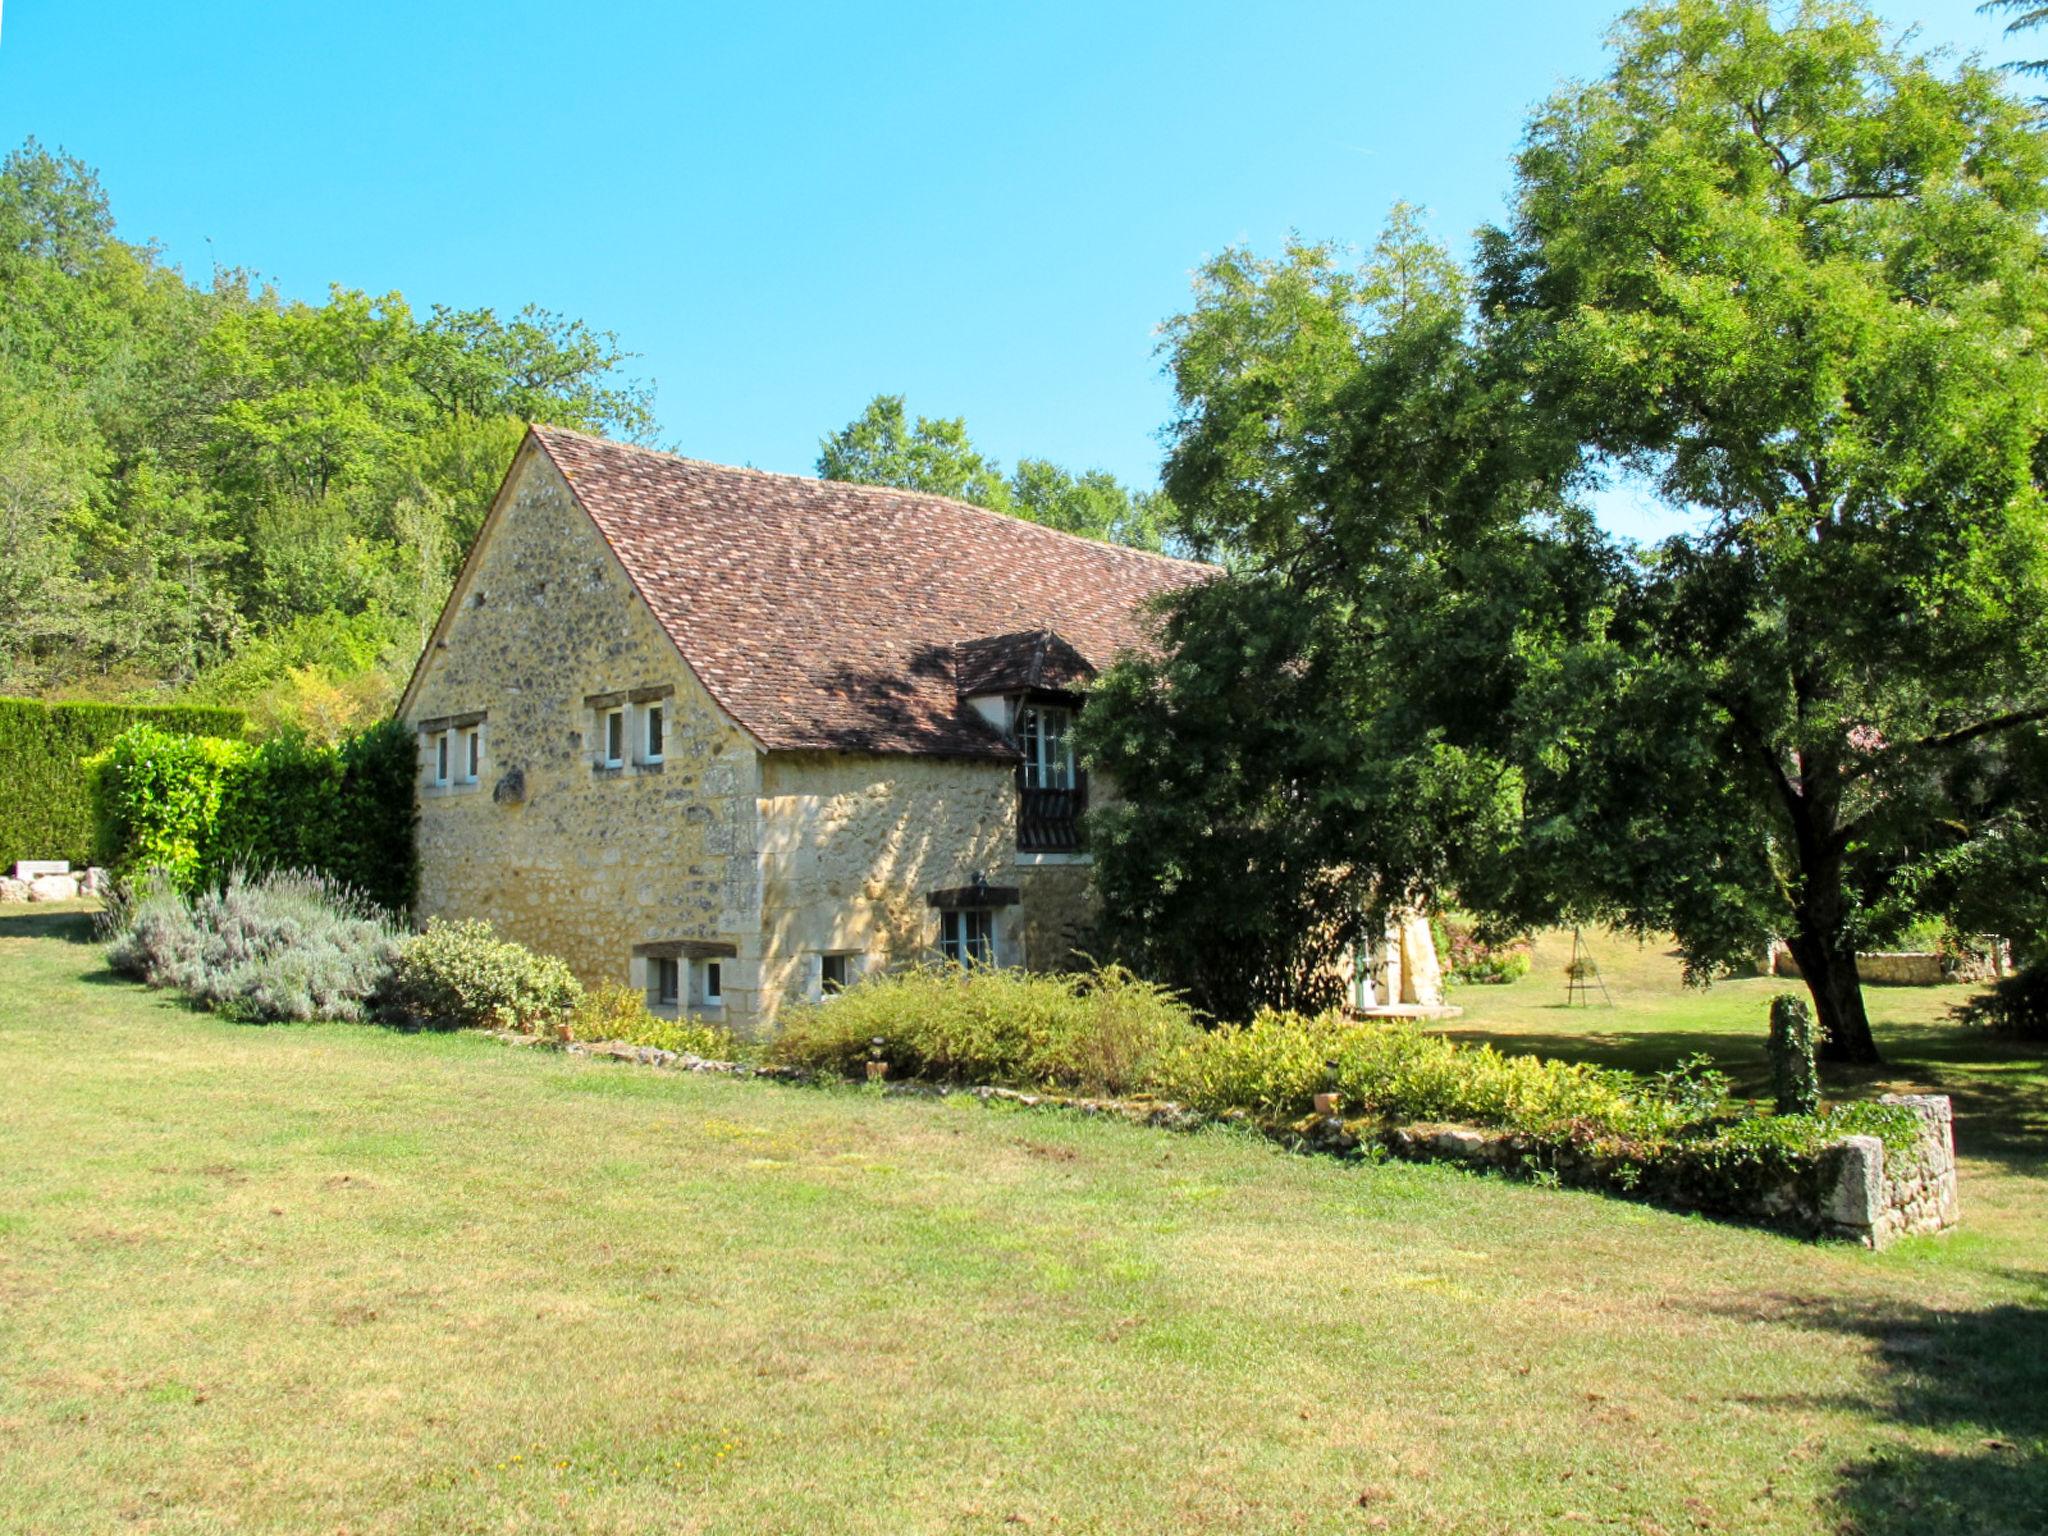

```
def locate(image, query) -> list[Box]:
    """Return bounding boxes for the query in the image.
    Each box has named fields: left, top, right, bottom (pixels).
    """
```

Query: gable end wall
left=402, top=449, right=766, bottom=1020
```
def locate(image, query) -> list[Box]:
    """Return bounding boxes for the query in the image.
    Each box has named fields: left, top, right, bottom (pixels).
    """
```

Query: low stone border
left=485, top=1030, right=1958, bottom=1248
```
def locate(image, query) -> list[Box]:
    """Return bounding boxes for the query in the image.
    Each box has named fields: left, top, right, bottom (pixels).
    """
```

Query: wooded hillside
left=0, top=139, right=652, bottom=733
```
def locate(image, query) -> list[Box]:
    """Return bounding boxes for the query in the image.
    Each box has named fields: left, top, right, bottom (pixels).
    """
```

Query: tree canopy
left=1077, top=213, right=1610, bottom=1019
left=1480, top=0, right=2048, bottom=1059
left=817, top=392, right=1172, bottom=550
left=1082, top=1, right=2048, bottom=1057
left=0, top=138, right=651, bottom=732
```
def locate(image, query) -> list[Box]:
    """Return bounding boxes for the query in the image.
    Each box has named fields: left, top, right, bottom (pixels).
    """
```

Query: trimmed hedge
left=87, top=719, right=417, bottom=911
left=0, top=697, right=245, bottom=869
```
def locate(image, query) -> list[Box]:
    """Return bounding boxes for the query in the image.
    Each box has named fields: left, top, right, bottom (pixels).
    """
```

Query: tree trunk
left=1783, top=928, right=1881, bottom=1066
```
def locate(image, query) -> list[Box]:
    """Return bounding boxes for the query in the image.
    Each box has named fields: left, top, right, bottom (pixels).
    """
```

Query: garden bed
left=491, top=1024, right=1958, bottom=1248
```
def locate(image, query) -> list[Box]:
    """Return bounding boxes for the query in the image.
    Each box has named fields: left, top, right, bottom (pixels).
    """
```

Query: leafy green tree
left=816, top=393, right=1013, bottom=509
left=1078, top=214, right=1605, bottom=1019
left=1480, top=0, right=2048, bottom=1061
left=1010, top=459, right=1169, bottom=551
left=0, top=137, right=652, bottom=716
left=818, top=392, right=1176, bottom=549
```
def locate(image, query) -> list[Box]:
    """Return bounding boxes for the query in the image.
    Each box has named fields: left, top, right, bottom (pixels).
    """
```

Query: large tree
left=1481, top=0, right=2048, bottom=1061
left=1077, top=216, right=1608, bottom=1019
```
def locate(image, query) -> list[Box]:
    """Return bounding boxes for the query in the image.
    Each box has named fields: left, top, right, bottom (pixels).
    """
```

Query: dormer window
left=1018, top=704, right=1074, bottom=790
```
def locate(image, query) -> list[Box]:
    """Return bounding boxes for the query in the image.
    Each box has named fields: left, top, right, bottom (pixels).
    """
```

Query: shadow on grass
left=1443, top=1016, right=2048, bottom=1178
left=1709, top=1291, right=2048, bottom=1535
left=0, top=908, right=100, bottom=945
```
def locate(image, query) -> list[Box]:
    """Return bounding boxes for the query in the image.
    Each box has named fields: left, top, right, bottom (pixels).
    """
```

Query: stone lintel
left=633, top=938, right=739, bottom=960
left=416, top=711, right=486, bottom=734
left=584, top=685, right=676, bottom=710
left=927, top=885, right=1020, bottom=910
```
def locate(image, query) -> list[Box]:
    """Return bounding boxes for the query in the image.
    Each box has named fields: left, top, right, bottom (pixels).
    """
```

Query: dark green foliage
left=1770, top=995, right=1823, bottom=1116
left=1076, top=214, right=1605, bottom=1019
left=87, top=720, right=416, bottom=910
left=0, top=696, right=243, bottom=867
left=101, top=867, right=403, bottom=1023
left=1953, top=962, right=2048, bottom=1039
left=1477, top=1, right=2048, bottom=1064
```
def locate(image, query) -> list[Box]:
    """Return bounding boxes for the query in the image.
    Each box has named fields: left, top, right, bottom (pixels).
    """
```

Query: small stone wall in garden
left=1768, top=943, right=1946, bottom=986
left=491, top=1031, right=1961, bottom=1249
left=1379, top=1092, right=1957, bottom=1248
left=1821, top=1094, right=1960, bottom=1247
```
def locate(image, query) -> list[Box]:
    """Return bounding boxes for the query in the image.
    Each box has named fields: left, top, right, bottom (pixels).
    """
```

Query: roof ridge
left=526, top=422, right=1217, bottom=574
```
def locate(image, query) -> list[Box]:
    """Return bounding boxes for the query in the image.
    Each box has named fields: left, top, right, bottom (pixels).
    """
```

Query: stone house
left=397, top=425, right=1218, bottom=1035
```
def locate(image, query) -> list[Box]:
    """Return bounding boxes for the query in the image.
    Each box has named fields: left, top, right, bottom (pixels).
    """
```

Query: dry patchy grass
left=1, top=908, right=2043, bottom=1534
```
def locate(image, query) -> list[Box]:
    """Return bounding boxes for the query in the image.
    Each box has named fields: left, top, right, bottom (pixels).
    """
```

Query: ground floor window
left=652, top=956, right=680, bottom=1007
left=698, top=960, right=723, bottom=1007
left=939, top=909, right=994, bottom=968
left=820, top=952, right=860, bottom=995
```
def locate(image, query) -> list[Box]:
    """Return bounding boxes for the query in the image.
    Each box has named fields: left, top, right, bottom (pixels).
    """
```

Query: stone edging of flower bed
left=484, top=1029, right=1957, bottom=1248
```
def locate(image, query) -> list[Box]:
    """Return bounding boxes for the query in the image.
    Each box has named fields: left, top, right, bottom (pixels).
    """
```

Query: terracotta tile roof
left=529, top=426, right=1213, bottom=758
left=952, top=629, right=1096, bottom=698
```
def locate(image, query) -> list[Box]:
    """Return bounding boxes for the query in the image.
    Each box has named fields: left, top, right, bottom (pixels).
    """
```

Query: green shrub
left=770, top=963, right=1195, bottom=1095
left=101, top=866, right=403, bottom=1023
left=1954, top=962, right=2048, bottom=1040
left=87, top=718, right=416, bottom=909
left=1155, top=1009, right=1660, bottom=1138
left=390, top=917, right=582, bottom=1031
left=0, top=697, right=243, bottom=869
left=566, top=979, right=740, bottom=1058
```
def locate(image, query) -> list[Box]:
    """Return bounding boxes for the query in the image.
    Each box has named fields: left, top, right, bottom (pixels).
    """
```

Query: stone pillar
left=1398, top=915, right=1444, bottom=1007
left=1821, top=1094, right=1958, bottom=1247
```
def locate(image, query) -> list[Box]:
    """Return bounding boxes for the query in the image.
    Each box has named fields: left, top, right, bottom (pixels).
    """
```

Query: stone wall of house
left=404, top=446, right=766, bottom=1020
left=756, top=751, right=1018, bottom=1023
left=1012, top=859, right=1098, bottom=971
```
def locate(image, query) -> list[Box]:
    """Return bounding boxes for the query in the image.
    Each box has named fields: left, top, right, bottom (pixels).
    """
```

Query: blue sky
left=0, top=0, right=2023, bottom=540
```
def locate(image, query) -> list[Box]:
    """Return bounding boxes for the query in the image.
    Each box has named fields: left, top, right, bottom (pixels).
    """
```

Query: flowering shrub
left=101, top=866, right=403, bottom=1023
left=389, top=917, right=582, bottom=1031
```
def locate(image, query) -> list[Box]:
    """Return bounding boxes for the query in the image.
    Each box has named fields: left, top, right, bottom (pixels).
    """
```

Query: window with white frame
left=820, top=952, right=860, bottom=996
left=697, top=959, right=724, bottom=1008
left=601, top=707, right=625, bottom=768
left=939, top=909, right=994, bottom=968
left=433, top=731, right=450, bottom=786
left=644, top=702, right=665, bottom=764
left=1018, top=704, right=1075, bottom=790
left=461, top=727, right=480, bottom=784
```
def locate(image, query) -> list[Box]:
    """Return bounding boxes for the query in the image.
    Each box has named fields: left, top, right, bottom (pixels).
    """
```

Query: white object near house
left=12, top=860, right=70, bottom=880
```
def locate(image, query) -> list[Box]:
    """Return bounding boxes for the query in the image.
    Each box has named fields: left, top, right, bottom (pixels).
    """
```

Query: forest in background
left=1, top=138, right=1165, bottom=739
left=0, top=140, right=653, bottom=736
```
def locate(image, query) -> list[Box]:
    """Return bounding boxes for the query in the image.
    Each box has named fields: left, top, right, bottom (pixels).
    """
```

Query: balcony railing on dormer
left=1018, top=778, right=1086, bottom=852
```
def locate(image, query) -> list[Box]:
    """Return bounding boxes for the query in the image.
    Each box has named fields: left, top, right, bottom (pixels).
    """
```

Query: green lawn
left=3, top=909, right=2044, bottom=1535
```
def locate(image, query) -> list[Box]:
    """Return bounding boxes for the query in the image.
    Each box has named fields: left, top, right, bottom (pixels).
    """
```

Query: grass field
left=3, top=907, right=2044, bottom=1535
